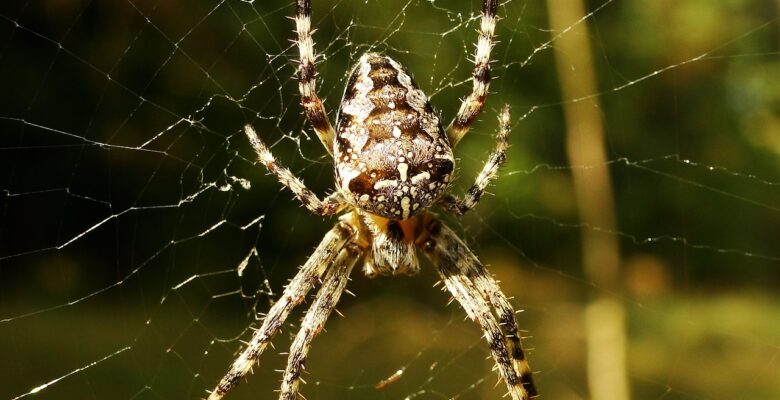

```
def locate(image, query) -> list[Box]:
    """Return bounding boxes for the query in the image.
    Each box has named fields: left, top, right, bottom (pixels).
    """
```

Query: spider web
left=2, top=0, right=779, bottom=399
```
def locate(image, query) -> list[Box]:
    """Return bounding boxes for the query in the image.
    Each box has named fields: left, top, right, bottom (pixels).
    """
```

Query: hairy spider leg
left=279, top=243, right=360, bottom=400
left=208, top=220, right=356, bottom=400
left=245, top=125, right=345, bottom=216
left=439, top=104, right=511, bottom=215
left=446, top=0, right=499, bottom=147
left=295, top=0, right=337, bottom=154
left=422, top=218, right=537, bottom=400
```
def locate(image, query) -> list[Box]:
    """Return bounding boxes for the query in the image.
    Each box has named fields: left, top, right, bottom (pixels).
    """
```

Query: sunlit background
left=2, top=0, right=779, bottom=399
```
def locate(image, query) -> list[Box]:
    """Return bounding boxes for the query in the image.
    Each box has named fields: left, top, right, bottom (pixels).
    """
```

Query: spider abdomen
left=335, top=53, right=454, bottom=220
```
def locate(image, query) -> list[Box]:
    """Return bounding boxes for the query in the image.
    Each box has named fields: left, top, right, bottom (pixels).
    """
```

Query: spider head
left=358, top=212, right=423, bottom=277
left=334, top=52, right=455, bottom=220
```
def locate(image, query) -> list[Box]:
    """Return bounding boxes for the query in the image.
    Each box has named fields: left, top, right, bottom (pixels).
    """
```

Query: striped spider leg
left=446, top=0, right=499, bottom=146
left=208, top=218, right=358, bottom=400
left=294, top=0, right=336, bottom=154
left=439, top=104, right=511, bottom=215
left=420, top=216, right=538, bottom=399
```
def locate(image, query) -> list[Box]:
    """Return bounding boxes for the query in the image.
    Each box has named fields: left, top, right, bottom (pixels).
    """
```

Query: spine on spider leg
left=474, top=0, right=498, bottom=91
left=469, top=266, right=538, bottom=397
left=207, top=221, right=354, bottom=400
left=278, top=244, right=360, bottom=400
left=444, top=220, right=537, bottom=398
left=294, top=0, right=335, bottom=151
left=447, top=0, right=499, bottom=146
left=436, top=262, right=531, bottom=400
left=244, top=126, right=341, bottom=216
left=295, top=0, right=316, bottom=100
left=442, top=105, right=512, bottom=215
left=493, top=300, right=538, bottom=398
left=467, top=105, right=510, bottom=207
left=423, top=220, right=536, bottom=400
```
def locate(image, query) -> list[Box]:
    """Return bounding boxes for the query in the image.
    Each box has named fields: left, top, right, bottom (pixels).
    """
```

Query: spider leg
left=446, top=0, right=498, bottom=147
left=421, top=217, right=537, bottom=400
left=279, top=243, right=361, bottom=400
left=245, top=125, right=346, bottom=216
left=295, top=0, right=336, bottom=155
left=439, top=104, right=510, bottom=216
left=208, top=220, right=355, bottom=400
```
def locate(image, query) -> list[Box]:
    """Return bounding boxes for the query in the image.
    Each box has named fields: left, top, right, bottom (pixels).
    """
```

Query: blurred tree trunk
left=545, top=2, right=631, bottom=400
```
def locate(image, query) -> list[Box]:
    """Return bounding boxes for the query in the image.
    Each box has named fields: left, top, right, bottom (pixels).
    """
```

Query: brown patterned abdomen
left=335, top=53, right=454, bottom=220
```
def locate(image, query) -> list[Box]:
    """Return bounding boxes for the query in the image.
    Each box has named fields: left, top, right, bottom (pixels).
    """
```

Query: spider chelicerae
left=208, top=0, right=537, bottom=399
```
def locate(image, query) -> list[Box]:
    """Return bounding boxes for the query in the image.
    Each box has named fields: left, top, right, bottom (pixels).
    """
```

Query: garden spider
left=208, top=0, right=537, bottom=399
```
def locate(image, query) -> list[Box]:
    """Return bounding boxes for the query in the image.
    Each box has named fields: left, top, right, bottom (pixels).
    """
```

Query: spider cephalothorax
left=208, top=1, right=538, bottom=399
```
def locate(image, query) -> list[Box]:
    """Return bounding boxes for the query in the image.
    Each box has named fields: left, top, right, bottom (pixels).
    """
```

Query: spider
left=208, top=0, right=537, bottom=399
